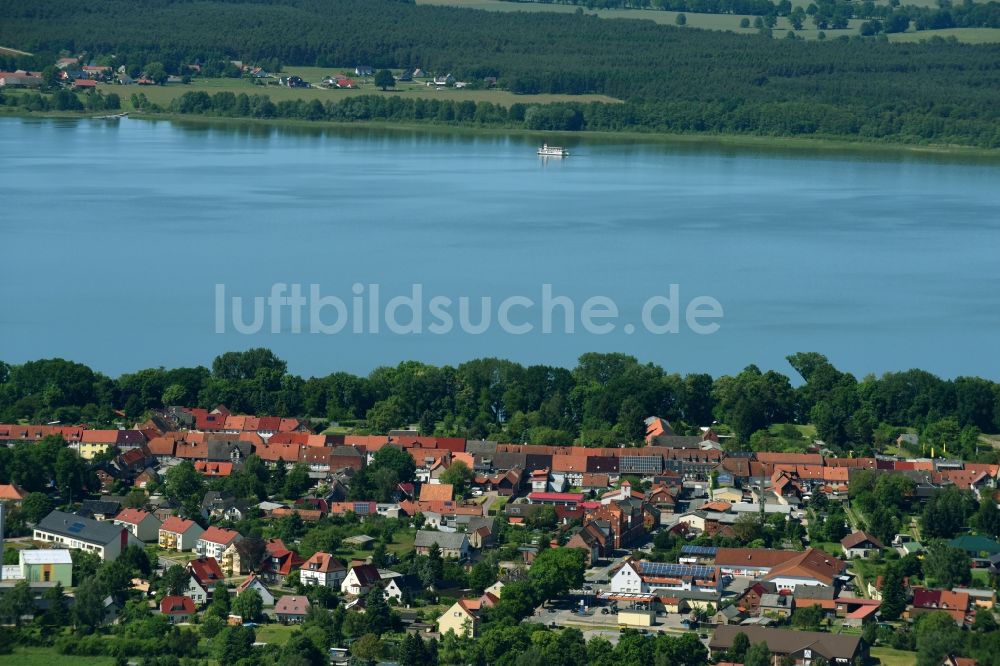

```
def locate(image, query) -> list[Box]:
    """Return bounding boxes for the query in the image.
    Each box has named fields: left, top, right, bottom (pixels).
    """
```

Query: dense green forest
left=1, top=350, right=998, bottom=457
left=1, top=0, right=999, bottom=147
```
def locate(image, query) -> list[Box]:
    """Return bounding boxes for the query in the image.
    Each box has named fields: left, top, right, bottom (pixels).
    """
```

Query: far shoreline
left=3, top=107, right=999, bottom=163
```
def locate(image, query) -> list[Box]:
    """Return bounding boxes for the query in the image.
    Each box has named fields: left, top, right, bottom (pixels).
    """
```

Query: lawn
left=417, top=0, right=999, bottom=41
left=888, top=27, right=1000, bottom=43
left=124, top=75, right=619, bottom=113
left=872, top=647, right=918, bottom=666
left=7, top=647, right=114, bottom=666
left=971, top=568, right=990, bottom=586
left=254, top=623, right=299, bottom=646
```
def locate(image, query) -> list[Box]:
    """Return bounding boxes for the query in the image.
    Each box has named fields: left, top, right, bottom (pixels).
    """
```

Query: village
left=1, top=407, right=997, bottom=666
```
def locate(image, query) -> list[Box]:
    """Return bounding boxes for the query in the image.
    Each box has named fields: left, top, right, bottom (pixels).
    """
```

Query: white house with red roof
left=158, top=516, right=205, bottom=551
left=113, top=508, right=161, bottom=542
left=341, top=564, right=382, bottom=596
left=160, top=595, right=196, bottom=623
left=196, top=526, right=242, bottom=559
left=300, top=551, right=347, bottom=588
left=187, top=557, right=225, bottom=603
left=236, top=573, right=275, bottom=606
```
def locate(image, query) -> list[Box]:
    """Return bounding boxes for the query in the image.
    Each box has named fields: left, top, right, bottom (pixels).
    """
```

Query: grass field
left=8, top=647, right=114, bottom=666
left=125, top=73, right=619, bottom=112
left=888, top=27, right=1000, bottom=43
left=872, top=647, right=918, bottom=666
left=416, top=0, right=999, bottom=41
left=254, top=623, right=299, bottom=646
left=0, top=45, right=32, bottom=56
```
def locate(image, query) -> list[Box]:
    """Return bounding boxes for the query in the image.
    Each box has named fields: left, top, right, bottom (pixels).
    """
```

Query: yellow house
left=79, top=430, right=118, bottom=460
left=437, top=599, right=480, bottom=637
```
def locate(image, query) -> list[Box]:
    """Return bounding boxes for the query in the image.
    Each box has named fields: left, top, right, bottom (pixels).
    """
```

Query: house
left=841, top=531, right=884, bottom=559
left=196, top=526, right=242, bottom=559
left=299, top=552, right=347, bottom=588
left=158, top=516, right=205, bottom=551
left=710, top=625, right=866, bottom=665
left=419, top=483, right=454, bottom=502
left=760, top=593, right=795, bottom=619
left=382, top=575, right=419, bottom=603
left=236, top=574, right=275, bottom=607
left=160, top=595, right=196, bottom=623
left=610, top=559, right=720, bottom=597
left=79, top=430, right=118, bottom=459
left=414, top=530, right=470, bottom=560
left=187, top=557, right=226, bottom=598
left=113, top=508, right=161, bottom=542
left=466, top=516, right=496, bottom=549
left=341, top=564, right=382, bottom=596
left=437, top=598, right=481, bottom=637
left=274, top=595, right=310, bottom=623
left=201, top=491, right=250, bottom=522
left=262, top=538, right=305, bottom=583
left=0, top=484, right=27, bottom=505
left=77, top=500, right=122, bottom=521
left=909, top=587, right=971, bottom=625
left=7, top=549, right=74, bottom=586
left=713, top=604, right=746, bottom=625
left=942, top=656, right=979, bottom=666
left=948, top=535, right=1000, bottom=566
left=34, top=510, right=141, bottom=561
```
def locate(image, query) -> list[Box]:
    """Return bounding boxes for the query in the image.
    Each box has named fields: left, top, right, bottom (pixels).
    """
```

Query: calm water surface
left=2, top=117, right=999, bottom=379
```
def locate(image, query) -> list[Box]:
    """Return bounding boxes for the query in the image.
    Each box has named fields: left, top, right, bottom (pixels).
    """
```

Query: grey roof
left=414, top=530, right=468, bottom=550
left=206, top=439, right=250, bottom=462
left=38, top=510, right=128, bottom=546
left=794, top=585, right=835, bottom=600
left=78, top=500, right=122, bottom=518
left=466, top=440, right=498, bottom=457
left=710, top=626, right=862, bottom=661
left=467, top=516, right=496, bottom=533
left=493, top=452, right=526, bottom=471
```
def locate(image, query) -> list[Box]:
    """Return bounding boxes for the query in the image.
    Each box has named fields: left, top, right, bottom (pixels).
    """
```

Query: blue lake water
left=2, top=116, right=999, bottom=380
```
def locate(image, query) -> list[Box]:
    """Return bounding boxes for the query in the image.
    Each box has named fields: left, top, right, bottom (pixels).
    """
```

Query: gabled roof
left=0, top=484, right=27, bottom=501
left=274, top=595, right=310, bottom=615
left=841, top=531, right=884, bottom=550
left=237, top=573, right=270, bottom=595
left=199, top=526, right=241, bottom=546
left=38, top=510, right=128, bottom=545
left=763, top=548, right=845, bottom=586
left=160, top=595, right=196, bottom=614
left=414, top=530, right=469, bottom=550
left=419, top=483, right=454, bottom=502
left=347, top=564, right=381, bottom=587
left=302, top=552, right=345, bottom=574
left=160, top=516, right=199, bottom=534
left=188, top=557, right=225, bottom=585
left=710, top=625, right=862, bottom=661
left=114, top=508, right=154, bottom=525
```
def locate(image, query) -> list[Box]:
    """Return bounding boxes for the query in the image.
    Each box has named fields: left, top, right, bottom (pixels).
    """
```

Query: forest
left=1, top=350, right=998, bottom=458
left=1, top=0, right=999, bottom=147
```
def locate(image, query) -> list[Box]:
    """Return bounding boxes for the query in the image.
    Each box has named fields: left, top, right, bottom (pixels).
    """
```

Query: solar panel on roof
left=639, top=561, right=715, bottom=579
left=681, top=545, right=718, bottom=556
left=68, top=522, right=86, bottom=534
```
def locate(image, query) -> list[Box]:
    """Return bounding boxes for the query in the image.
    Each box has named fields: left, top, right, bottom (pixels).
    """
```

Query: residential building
left=710, top=625, right=866, bottom=665
left=274, top=595, right=310, bottom=623
left=0, top=484, right=27, bottom=505
left=158, top=517, right=205, bottom=552
left=414, top=530, right=470, bottom=560
left=187, top=557, right=226, bottom=599
left=160, top=595, right=196, bottom=623
left=113, top=508, right=161, bottom=542
left=34, top=510, right=141, bottom=561
left=299, top=552, right=347, bottom=588
left=236, top=574, right=275, bottom=606
left=841, top=531, right=884, bottom=559
left=196, top=526, right=242, bottom=559
left=341, top=564, right=381, bottom=596
left=437, top=599, right=481, bottom=637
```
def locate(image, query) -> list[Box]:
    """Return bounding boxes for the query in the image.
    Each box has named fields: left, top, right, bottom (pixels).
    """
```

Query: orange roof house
left=419, top=483, right=455, bottom=502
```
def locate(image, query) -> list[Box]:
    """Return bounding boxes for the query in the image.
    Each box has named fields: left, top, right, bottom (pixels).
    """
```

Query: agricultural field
left=124, top=71, right=620, bottom=112
left=6, top=647, right=114, bottom=666
left=416, top=0, right=999, bottom=41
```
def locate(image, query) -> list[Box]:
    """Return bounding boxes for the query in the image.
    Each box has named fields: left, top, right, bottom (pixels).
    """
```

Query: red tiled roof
left=115, top=508, right=152, bottom=525
left=302, top=552, right=345, bottom=573
left=188, top=557, right=225, bottom=585
left=160, top=595, right=196, bottom=614
left=0, top=484, right=27, bottom=501
left=160, top=516, right=198, bottom=534
left=199, top=526, right=241, bottom=546
left=195, top=461, right=233, bottom=476
left=419, top=483, right=454, bottom=502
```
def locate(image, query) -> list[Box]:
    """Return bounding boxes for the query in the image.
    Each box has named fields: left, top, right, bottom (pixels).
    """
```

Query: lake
left=2, top=116, right=999, bottom=381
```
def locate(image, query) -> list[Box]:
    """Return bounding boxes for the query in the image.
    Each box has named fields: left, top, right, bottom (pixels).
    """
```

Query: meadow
left=416, top=0, right=1000, bottom=41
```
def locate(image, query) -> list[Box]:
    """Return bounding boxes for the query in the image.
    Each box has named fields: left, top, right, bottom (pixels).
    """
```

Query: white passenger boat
left=538, top=143, right=569, bottom=157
